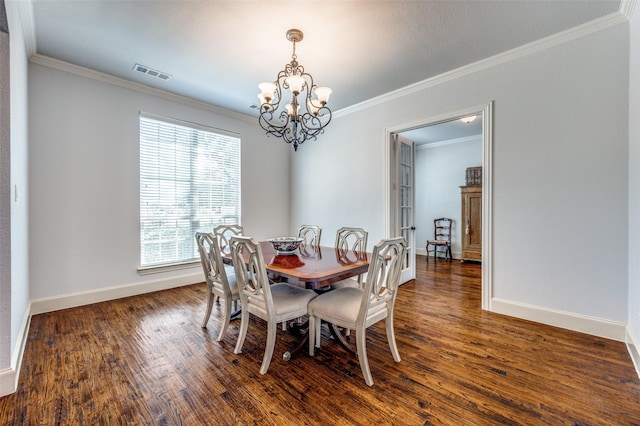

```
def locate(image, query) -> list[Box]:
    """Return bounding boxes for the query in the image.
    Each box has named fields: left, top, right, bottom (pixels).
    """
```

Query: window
left=139, top=114, right=241, bottom=268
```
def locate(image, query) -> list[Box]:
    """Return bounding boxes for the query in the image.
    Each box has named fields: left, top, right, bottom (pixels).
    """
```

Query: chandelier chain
left=291, top=40, right=297, bottom=64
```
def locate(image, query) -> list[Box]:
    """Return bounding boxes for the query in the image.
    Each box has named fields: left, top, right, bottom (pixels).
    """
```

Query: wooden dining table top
left=223, top=241, right=369, bottom=290
left=260, top=242, right=369, bottom=289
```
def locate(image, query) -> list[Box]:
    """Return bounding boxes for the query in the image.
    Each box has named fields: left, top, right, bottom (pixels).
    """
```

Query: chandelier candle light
left=257, top=29, right=332, bottom=151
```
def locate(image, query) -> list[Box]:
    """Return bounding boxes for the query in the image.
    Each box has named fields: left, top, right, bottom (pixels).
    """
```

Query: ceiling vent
left=133, top=63, right=171, bottom=81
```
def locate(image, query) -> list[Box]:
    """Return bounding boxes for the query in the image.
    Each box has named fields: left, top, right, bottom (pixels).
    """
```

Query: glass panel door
left=396, top=134, right=415, bottom=283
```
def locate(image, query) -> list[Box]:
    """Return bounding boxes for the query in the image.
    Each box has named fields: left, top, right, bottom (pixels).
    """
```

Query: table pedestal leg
left=282, top=318, right=310, bottom=361
left=230, top=307, right=242, bottom=321
left=328, top=324, right=356, bottom=354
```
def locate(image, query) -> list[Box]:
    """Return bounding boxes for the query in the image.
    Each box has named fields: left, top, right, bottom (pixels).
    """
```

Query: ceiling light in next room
left=460, top=115, right=477, bottom=124
left=133, top=63, right=171, bottom=81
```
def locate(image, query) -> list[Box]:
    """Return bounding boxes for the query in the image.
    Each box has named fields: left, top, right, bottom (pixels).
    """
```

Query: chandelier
left=257, top=29, right=332, bottom=151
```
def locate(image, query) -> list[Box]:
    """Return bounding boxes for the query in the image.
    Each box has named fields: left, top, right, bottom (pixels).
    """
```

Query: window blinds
left=139, top=115, right=241, bottom=267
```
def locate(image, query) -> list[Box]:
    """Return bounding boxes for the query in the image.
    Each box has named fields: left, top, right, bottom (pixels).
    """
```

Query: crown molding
left=335, top=11, right=629, bottom=119
left=416, top=135, right=482, bottom=150
left=15, top=0, right=36, bottom=56
left=621, top=0, right=637, bottom=19
left=29, top=54, right=256, bottom=124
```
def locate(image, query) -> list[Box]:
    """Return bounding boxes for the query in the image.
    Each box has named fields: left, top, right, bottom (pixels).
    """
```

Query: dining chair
left=297, top=225, right=322, bottom=247
left=426, top=217, right=452, bottom=261
left=308, top=236, right=407, bottom=386
left=331, top=226, right=369, bottom=289
left=230, top=236, right=318, bottom=375
left=195, top=232, right=241, bottom=341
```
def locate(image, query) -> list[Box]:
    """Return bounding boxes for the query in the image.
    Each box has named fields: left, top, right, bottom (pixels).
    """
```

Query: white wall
left=1, top=0, right=30, bottom=397
left=627, top=3, right=640, bottom=372
left=415, top=138, right=482, bottom=258
left=292, top=22, right=629, bottom=337
left=28, top=62, right=291, bottom=305
left=289, top=102, right=392, bottom=246
left=0, top=4, right=10, bottom=389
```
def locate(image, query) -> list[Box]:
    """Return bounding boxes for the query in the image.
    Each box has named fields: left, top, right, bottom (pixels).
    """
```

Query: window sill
left=138, top=260, right=200, bottom=276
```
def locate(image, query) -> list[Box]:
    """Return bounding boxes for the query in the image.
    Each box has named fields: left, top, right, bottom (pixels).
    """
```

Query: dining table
left=259, top=241, right=369, bottom=290
left=223, top=241, right=370, bottom=358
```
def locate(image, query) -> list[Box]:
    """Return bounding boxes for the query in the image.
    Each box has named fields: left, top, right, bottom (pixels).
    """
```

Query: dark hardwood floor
left=1, top=256, right=640, bottom=425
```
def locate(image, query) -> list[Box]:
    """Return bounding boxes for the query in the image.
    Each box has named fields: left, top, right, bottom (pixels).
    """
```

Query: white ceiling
left=27, top=0, right=622, bottom=122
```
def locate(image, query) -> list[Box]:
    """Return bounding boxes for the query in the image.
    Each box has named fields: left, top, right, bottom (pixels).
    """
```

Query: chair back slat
left=433, top=218, right=452, bottom=241
left=359, top=237, right=407, bottom=322
left=196, top=232, right=215, bottom=279
left=229, top=236, right=274, bottom=318
left=213, top=224, right=244, bottom=253
left=335, top=227, right=368, bottom=253
left=196, top=232, right=229, bottom=289
left=298, top=225, right=322, bottom=246
left=335, top=227, right=369, bottom=285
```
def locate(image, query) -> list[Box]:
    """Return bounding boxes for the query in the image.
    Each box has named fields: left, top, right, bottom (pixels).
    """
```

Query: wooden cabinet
left=460, top=185, right=482, bottom=262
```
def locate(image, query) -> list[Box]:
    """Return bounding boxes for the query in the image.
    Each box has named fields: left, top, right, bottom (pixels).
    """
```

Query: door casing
left=385, top=102, right=493, bottom=310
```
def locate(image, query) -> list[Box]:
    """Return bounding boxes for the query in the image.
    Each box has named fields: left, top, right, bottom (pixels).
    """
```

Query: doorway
left=386, top=102, right=493, bottom=310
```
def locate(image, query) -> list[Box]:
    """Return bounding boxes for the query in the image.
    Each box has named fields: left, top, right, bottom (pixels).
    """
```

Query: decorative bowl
left=268, top=237, right=303, bottom=254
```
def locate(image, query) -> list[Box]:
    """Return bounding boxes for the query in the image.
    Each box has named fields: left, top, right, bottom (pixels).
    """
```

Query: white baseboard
left=626, top=329, right=640, bottom=379
left=491, top=298, right=626, bottom=342
left=31, top=272, right=203, bottom=315
left=0, top=305, right=31, bottom=397
left=0, top=368, right=14, bottom=397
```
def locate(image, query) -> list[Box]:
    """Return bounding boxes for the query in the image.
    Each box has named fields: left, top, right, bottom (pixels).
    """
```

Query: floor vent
left=133, top=63, right=171, bottom=81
